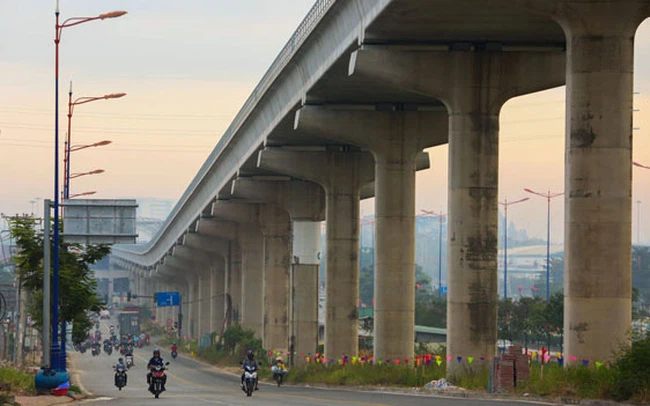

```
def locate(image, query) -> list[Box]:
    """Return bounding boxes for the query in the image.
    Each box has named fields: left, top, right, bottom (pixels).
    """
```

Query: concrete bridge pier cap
left=292, top=107, right=447, bottom=362
left=231, top=177, right=325, bottom=363
left=258, top=148, right=374, bottom=360
left=351, top=44, right=565, bottom=374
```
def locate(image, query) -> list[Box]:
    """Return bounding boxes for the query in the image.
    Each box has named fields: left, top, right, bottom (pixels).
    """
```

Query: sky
left=0, top=1, right=649, bottom=244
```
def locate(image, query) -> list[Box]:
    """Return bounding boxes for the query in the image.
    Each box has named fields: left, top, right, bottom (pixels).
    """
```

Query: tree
left=533, top=257, right=564, bottom=298
left=9, top=216, right=109, bottom=345
left=359, top=264, right=374, bottom=307
left=632, top=247, right=650, bottom=305
left=415, top=265, right=433, bottom=304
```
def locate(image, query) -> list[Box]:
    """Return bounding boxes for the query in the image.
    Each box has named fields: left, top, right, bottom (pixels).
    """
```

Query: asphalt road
left=71, top=318, right=539, bottom=406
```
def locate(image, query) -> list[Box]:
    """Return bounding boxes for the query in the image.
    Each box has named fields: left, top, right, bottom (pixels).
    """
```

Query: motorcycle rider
left=147, top=348, right=166, bottom=393
left=124, top=343, right=134, bottom=366
left=240, top=349, right=259, bottom=391
left=272, top=356, right=286, bottom=374
left=114, top=357, right=128, bottom=387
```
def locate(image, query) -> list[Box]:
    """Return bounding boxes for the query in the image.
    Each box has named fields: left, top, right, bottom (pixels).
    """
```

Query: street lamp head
left=99, top=11, right=127, bottom=20
left=104, top=93, right=127, bottom=99
left=89, top=169, right=105, bottom=175
left=95, top=140, right=112, bottom=147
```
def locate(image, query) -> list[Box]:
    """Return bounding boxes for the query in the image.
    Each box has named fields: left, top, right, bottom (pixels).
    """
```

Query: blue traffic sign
left=157, top=291, right=180, bottom=307
left=439, top=286, right=448, bottom=294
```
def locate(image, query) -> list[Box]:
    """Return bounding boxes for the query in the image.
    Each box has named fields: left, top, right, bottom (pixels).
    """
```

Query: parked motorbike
left=150, top=362, right=170, bottom=399
left=242, top=364, right=258, bottom=397
left=113, top=365, right=127, bottom=391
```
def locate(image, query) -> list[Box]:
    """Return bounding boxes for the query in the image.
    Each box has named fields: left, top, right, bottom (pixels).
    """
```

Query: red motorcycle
left=150, top=362, right=170, bottom=398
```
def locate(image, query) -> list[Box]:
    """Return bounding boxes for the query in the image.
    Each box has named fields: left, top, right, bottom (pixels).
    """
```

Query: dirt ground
left=13, top=395, right=73, bottom=406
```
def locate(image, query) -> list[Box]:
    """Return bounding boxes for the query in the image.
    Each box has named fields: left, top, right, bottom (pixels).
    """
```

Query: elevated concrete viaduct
left=111, top=0, right=650, bottom=375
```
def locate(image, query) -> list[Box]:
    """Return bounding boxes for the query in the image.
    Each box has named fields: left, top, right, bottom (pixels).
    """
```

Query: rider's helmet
left=153, top=348, right=161, bottom=357
left=276, top=356, right=283, bottom=362
left=246, top=349, right=254, bottom=360
left=118, top=357, right=124, bottom=363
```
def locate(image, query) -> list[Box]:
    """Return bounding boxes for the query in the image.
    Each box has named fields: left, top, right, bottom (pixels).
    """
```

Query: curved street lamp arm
left=501, top=197, right=530, bottom=207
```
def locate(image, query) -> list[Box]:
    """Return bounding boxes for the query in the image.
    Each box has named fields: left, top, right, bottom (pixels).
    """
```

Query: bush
left=280, top=362, right=447, bottom=387
left=517, top=363, right=618, bottom=399
left=0, top=367, right=36, bottom=394
left=221, top=325, right=264, bottom=359
left=611, top=337, right=650, bottom=401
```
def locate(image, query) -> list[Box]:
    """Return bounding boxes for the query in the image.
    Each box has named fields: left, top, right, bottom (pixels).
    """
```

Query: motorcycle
left=272, top=365, right=287, bottom=387
left=113, top=365, right=127, bottom=391
left=79, top=343, right=87, bottom=354
left=150, top=362, right=170, bottom=399
left=171, top=350, right=178, bottom=359
left=242, top=364, right=258, bottom=397
left=104, top=343, right=113, bottom=356
left=91, top=344, right=101, bottom=357
left=125, top=354, right=134, bottom=369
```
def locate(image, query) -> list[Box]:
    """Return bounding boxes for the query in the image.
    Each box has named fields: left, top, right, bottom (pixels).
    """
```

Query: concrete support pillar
left=226, top=242, right=243, bottom=326
left=212, top=265, right=226, bottom=334
left=181, top=233, right=230, bottom=335
left=548, top=3, right=648, bottom=363
left=350, top=46, right=565, bottom=373
left=199, top=272, right=211, bottom=336
left=294, top=107, right=446, bottom=361
left=258, top=148, right=374, bottom=359
left=239, top=225, right=264, bottom=337
left=231, top=177, right=325, bottom=362
left=258, top=205, right=292, bottom=352
left=156, top=264, right=186, bottom=337
left=209, top=206, right=266, bottom=340
left=187, top=277, right=198, bottom=339
left=211, top=201, right=291, bottom=351
left=291, top=221, right=322, bottom=361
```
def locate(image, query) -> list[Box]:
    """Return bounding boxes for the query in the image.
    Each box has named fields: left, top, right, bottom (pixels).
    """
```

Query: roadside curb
left=67, top=353, right=92, bottom=398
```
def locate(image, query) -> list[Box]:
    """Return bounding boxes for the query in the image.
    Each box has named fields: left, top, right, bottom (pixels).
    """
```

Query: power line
left=0, top=105, right=239, bottom=120
left=0, top=123, right=222, bottom=136
left=0, top=138, right=214, bottom=149
left=0, top=142, right=211, bottom=153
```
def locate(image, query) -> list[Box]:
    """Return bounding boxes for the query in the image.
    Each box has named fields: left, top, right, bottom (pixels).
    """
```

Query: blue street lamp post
left=524, top=188, right=563, bottom=301
left=50, top=0, right=126, bottom=371
left=499, top=198, right=529, bottom=299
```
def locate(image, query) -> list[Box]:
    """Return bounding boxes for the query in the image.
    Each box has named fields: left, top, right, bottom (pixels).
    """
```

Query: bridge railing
left=112, top=0, right=337, bottom=259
